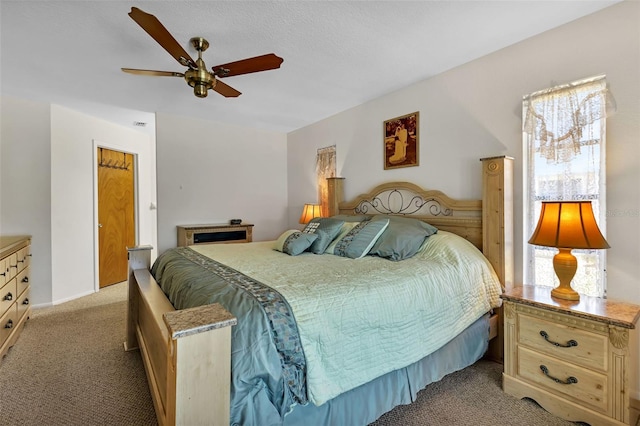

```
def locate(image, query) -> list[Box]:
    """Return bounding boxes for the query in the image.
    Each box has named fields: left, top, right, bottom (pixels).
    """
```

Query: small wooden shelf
left=177, top=223, right=253, bottom=247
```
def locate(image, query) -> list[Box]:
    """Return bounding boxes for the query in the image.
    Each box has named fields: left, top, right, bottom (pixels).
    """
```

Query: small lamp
left=528, top=201, right=610, bottom=301
left=299, top=203, right=322, bottom=224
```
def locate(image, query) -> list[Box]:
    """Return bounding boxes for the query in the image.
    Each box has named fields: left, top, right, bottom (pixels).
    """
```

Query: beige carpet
left=0, top=282, right=578, bottom=426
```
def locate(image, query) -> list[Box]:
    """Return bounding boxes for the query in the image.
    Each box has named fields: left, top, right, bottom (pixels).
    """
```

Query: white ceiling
left=0, top=1, right=620, bottom=134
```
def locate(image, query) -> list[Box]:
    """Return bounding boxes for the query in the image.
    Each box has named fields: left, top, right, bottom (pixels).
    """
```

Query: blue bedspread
left=151, top=247, right=304, bottom=423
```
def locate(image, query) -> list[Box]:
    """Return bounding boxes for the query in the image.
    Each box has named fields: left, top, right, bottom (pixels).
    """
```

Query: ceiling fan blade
left=213, top=79, right=242, bottom=98
left=122, top=68, right=185, bottom=77
left=128, top=7, right=196, bottom=69
left=212, top=53, right=284, bottom=78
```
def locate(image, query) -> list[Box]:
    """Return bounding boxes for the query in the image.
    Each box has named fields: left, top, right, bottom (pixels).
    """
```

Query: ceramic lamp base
left=551, top=248, right=580, bottom=301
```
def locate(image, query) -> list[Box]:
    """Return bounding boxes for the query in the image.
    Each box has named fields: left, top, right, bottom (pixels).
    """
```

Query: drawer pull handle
left=23, top=298, right=29, bottom=305
left=540, top=330, right=577, bottom=348
left=4, top=320, right=13, bottom=329
left=22, top=276, right=29, bottom=283
left=3, top=292, right=12, bottom=301
left=0, top=272, right=5, bottom=277
left=10, top=264, right=17, bottom=269
left=17, top=259, right=24, bottom=264
left=540, top=365, right=578, bottom=385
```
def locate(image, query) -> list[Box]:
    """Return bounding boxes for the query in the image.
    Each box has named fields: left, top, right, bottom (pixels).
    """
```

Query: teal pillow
left=369, top=215, right=438, bottom=261
left=332, top=218, right=390, bottom=259
left=274, top=230, right=318, bottom=256
left=303, top=217, right=345, bottom=254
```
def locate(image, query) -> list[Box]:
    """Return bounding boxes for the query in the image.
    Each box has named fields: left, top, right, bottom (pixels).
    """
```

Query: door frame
left=92, top=139, right=139, bottom=293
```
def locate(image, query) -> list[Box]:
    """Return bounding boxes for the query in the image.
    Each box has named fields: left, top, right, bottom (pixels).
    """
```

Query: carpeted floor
left=0, top=282, right=579, bottom=426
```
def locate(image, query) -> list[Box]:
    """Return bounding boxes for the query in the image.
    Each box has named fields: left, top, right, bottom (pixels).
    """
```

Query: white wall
left=155, top=112, right=288, bottom=253
left=288, top=1, right=640, bottom=394
left=0, top=97, right=53, bottom=305
left=1, top=99, right=156, bottom=306
left=49, top=105, right=156, bottom=304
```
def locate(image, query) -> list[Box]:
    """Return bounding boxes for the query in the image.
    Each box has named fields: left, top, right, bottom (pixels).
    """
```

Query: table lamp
left=299, top=203, right=322, bottom=224
left=528, top=201, right=610, bottom=301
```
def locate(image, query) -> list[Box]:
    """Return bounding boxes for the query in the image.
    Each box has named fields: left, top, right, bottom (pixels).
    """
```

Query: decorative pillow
left=369, top=215, right=438, bottom=261
left=303, top=217, right=345, bottom=254
left=327, top=218, right=390, bottom=259
left=274, top=230, right=318, bottom=256
left=324, top=222, right=360, bottom=255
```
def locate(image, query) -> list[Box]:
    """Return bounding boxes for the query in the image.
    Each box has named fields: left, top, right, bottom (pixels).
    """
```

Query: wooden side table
left=501, top=285, right=640, bottom=425
left=177, top=223, right=254, bottom=247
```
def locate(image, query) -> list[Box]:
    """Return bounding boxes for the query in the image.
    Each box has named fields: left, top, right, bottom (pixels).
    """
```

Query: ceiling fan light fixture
left=194, top=83, right=208, bottom=98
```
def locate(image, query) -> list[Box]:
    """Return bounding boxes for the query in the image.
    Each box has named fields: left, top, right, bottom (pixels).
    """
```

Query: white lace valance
left=523, top=75, right=615, bottom=164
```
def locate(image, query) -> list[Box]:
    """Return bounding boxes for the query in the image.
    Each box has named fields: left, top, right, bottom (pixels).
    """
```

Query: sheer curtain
left=523, top=76, right=613, bottom=297
left=316, top=145, right=336, bottom=217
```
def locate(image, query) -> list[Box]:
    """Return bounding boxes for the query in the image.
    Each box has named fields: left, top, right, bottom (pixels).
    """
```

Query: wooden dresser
left=0, top=235, right=32, bottom=361
left=177, top=223, right=253, bottom=247
left=502, top=285, right=640, bottom=425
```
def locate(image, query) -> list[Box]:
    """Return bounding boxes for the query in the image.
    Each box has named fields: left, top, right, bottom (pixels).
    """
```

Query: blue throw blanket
left=151, top=247, right=306, bottom=423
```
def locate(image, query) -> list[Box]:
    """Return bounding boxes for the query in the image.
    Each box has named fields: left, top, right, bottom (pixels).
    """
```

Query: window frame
left=522, top=76, right=608, bottom=298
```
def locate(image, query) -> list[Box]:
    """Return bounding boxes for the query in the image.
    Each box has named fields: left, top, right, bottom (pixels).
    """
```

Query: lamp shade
left=299, top=203, right=322, bottom=224
left=528, top=201, right=610, bottom=250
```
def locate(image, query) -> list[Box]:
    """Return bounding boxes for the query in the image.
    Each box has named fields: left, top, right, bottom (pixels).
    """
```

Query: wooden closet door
left=98, top=148, right=135, bottom=288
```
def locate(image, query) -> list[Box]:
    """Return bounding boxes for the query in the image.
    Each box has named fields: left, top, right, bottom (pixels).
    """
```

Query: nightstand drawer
left=518, top=346, right=608, bottom=414
left=519, top=313, right=607, bottom=371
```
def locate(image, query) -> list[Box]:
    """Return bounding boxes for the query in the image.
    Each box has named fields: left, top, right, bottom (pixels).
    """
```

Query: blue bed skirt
left=242, top=313, right=491, bottom=426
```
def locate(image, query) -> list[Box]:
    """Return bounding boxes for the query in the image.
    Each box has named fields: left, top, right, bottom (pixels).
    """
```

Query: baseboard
left=52, top=289, right=95, bottom=306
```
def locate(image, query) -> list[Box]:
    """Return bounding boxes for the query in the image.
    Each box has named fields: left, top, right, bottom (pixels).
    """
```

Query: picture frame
left=383, top=111, right=419, bottom=170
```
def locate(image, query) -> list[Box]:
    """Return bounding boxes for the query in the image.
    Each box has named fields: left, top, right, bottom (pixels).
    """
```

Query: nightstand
left=501, top=285, right=640, bottom=426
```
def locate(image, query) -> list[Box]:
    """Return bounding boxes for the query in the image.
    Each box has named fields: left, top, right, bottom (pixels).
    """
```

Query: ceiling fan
left=121, top=7, right=284, bottom=98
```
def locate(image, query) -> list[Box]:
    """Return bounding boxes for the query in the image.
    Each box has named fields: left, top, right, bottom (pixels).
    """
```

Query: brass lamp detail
left=528, top=201, right=610, bottom=301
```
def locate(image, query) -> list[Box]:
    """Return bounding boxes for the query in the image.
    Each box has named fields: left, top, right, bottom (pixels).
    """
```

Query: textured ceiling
left=0, top=1, right=619, bottom=134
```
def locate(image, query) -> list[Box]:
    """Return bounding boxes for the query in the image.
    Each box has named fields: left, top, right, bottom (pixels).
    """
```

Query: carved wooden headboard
left=325, top=156, right=513, bottom=293
left=329, top=180, right=483, bottom=249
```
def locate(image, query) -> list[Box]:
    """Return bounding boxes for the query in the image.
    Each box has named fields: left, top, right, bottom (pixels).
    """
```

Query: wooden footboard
left=126, top=246, right=237, bottom=426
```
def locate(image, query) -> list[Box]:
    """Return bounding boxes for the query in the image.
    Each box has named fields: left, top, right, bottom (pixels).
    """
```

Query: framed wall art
left=383, top=111, right=419, bottom=170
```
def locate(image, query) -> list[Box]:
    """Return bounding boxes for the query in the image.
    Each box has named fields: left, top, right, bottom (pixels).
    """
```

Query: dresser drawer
left=518, top=313, right=607, bottom=372
left=0, top=257, right=6, bottom=287
left=0, top=303, right=17, bottom=347
left=518, top=346, right=608, bottom=413
left=0, top=278, right=16, bottom=317
left=6, top=253, right=18, bottom=281
left=16, top=246, right=29, bottom=273
left=17, top=287, right=30, bottom=321
left=16, top=266, right=30, bottom=296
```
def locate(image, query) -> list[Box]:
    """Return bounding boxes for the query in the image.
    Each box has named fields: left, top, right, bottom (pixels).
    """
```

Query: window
left=523, top=76, right=611, bottom=298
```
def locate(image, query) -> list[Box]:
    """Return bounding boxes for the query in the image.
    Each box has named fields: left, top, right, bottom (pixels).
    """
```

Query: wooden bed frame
left=125, top=156, right=513, bottom=426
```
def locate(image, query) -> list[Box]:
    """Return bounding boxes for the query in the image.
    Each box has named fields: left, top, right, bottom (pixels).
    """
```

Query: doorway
left=97, top=147, right=135, bottom=288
